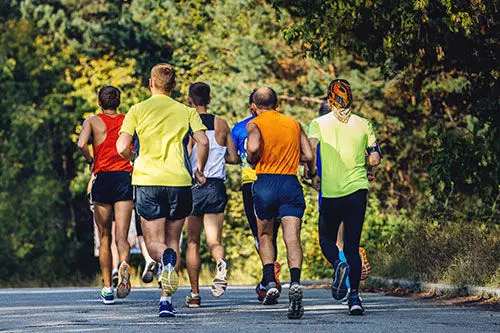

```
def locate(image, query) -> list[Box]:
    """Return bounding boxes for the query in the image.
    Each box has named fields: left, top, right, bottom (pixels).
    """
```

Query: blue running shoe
left=331, top=260, right=350, bottom=300
left=348, top=290, right=364, bottom=315
left=100, top=287, right=115, bottom=305
left=161, top=248, right=179, bottom=295
left=159, top=300, right=176, bottom=317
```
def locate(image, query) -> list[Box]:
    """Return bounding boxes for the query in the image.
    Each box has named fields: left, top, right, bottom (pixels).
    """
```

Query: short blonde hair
left=151, top=63, right=176, bottom=92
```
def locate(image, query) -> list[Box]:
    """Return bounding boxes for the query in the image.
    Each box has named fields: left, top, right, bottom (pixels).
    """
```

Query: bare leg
left=185, top=216, right=203, bottom=294
left=141, top=217, right=184, bottom=296
left=203, top=213, right=225, bottom=261
left=281, top=216, right=303, bottom=270
left=113, top=200, right=133, bottom=263
left=138, top=235, right=154, bottom=263
left=111, top=222, right=119, bottom=271
left=94, top=203, right=113, bottom=288
left=336, top=222, right=345, bottom=251
left=257, top=218, right=275, bottom=266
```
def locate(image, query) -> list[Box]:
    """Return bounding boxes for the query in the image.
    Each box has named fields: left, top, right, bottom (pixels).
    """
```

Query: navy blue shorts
left=191, top=178, right=228, bottom=216
left=252, top=174, right=305, bottom=221
left=135, top=186, right=193, bottom=221
left=91, top=171, right=133, bottom=205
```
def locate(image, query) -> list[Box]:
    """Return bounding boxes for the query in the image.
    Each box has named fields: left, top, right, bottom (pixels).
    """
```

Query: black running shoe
left=142, top=261, right=157, bottom=284
left=331, top=260, right=350, bottom=300
left=348, top=290, right=365, bottom=315
left=262, top=282, right=280, bottom=305
left=287, top=283, right=304, bottom=319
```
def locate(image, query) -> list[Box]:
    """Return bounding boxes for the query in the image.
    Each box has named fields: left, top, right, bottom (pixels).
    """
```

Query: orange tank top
left=93, top=114, right=133, bottom=173
left=250, top=110, right=301, bottom=175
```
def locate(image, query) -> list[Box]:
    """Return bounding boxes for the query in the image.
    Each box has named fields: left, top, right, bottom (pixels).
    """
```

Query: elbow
left=116, top=143, right=127, bottom=158
left=77, top=140, right=86, bottom=151
left=302, top=152, right=314, bottom=163
left=369, top=153, right=381, bottom=167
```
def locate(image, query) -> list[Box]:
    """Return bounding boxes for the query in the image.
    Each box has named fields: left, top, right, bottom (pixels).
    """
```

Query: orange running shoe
left=359, top=247, right=371, bottom=280
left=274, top=261, right=282, bottom=292
left=116, top=262, right=131, bottom=298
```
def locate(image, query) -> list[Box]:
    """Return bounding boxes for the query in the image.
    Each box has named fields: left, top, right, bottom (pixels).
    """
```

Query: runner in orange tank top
left=77, top=85, right=134, bottom=305
left=246, top=87, right=314, bottom=319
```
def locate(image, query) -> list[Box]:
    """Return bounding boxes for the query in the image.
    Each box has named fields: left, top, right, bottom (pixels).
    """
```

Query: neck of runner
left=194, top=105, right=208, bottom=114
left=102, top=109, right=117, bottom=115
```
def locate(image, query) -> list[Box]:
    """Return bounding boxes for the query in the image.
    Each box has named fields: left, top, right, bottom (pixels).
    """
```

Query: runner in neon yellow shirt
left=307, top=79, right=381, bottom=316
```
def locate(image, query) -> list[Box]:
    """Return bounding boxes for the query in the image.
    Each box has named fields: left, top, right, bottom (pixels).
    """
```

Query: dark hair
left=318, top=101, right=331, bottom=116
left=189, top=82, right=211, bottom=106
left=151, top=63, right=176, bottom=92
left=248, top=88, right=258, bottom=104
left=98, top=85, right=121, bottom=110
left=252, top=87, right=278, bottom=110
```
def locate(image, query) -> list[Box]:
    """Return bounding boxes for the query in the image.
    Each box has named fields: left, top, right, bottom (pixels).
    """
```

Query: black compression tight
left=318, top=190, right=367, bottom=290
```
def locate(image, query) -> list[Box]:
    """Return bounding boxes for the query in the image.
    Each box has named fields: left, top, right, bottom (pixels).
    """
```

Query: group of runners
left=77, top=63, right=381, bottom=319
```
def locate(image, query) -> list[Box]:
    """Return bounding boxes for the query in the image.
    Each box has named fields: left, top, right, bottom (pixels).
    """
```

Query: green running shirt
left=309, top=113, right=377, bottom=198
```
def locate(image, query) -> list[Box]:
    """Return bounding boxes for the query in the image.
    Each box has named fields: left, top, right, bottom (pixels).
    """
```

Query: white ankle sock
left=104, top=286, right=113, bottom=293
left=160, top=296, right=172, bottom=302
left=191, top=292, right=199, bottom=298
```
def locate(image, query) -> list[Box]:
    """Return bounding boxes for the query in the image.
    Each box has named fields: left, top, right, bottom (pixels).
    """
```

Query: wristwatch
left=86, top=158, right=94, bottom=165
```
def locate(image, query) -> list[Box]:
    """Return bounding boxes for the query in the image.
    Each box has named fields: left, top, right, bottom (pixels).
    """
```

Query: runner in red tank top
left=77, top=85, right=134, bottom=305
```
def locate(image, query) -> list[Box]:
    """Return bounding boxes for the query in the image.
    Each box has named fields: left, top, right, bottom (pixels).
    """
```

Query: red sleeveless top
left=93, top=114, right=133, bottom=173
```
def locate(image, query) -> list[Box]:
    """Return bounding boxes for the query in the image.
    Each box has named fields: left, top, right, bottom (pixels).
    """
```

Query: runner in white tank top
left=184, top=82, right=240, bottom=307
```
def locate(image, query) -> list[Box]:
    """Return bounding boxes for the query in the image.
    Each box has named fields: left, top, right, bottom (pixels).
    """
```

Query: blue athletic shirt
left=231, top=115, right=257, bottom=184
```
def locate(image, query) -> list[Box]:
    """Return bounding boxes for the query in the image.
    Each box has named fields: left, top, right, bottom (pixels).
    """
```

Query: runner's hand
left=312, top=175, right=321, bottom=192
left=194, top=169, right=206, bottom=186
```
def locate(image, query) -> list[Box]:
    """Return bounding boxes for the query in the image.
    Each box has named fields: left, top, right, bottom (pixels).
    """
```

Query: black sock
left=262, top=263, right=275, bottom=286
left=290, top=268, right=301, bottom=284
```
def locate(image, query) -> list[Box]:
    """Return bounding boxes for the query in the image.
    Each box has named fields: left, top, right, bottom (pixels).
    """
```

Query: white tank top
left=190, top=114, right=227, bottom=180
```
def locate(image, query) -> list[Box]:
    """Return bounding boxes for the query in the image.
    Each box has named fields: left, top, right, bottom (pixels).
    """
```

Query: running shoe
left=142, top=260, right=158, bottom=284
left=100, top=287, right=115, bottom=305
left=185, top=294, right=201, bottom=308
left=359, top=247, right=371, bottom=280
left=262, top=281, right=280, bottom=305
left=274, top=261, right=282, bottom=292
left=211, top=258, right=228, bottom=297
left=256, top=283, right=266, bottom=302
left=287, top=283, right=304, bottom=319
left=159, top=300, right=176, bottom=317
left=160, top=248, right=179, bottom=295
left=116, top=262, right=131, bottom=299
left=348, top=290, right=365, bottom=315
left=112, top=270, right=119, bottom=288
left=331, top=260, right=350, bottom=300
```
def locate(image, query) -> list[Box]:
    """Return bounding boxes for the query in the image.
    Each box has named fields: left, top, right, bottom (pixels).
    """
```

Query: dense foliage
left=0, top=0, right=498, bottom=286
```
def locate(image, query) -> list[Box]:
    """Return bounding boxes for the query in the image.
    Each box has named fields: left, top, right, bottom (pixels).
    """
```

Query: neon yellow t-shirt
left=309, top=113, right=377, bottom=198
left=120, top=94, right=206, bottom=186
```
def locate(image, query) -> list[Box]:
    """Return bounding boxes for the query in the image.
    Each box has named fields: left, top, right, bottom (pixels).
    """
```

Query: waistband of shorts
left=205, top=177, right=225, bottom=184
left=95, top=170, right=132, bottom=176
left=256, top=174, right=298, bottom=179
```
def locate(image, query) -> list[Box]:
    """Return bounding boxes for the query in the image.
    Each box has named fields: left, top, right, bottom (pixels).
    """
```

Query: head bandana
left=327, top=79, right=353, bottom=123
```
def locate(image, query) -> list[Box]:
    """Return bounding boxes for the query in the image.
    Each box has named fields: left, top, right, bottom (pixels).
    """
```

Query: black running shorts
left=134, top=185, right=193, bottom=220
left=91, top=171, right=133, bottom=205
left=191, top=178, right=228, bottom=216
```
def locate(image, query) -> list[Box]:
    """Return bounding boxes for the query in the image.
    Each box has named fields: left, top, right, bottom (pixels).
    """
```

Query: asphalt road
left=0, top=286, right=497, bottom=333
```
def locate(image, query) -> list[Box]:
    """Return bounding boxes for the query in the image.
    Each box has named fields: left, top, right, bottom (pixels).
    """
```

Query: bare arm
left=77, top=118, right=94, bottom=164
left=192, top=130, right=209, bottom=174
left=246, top=122, right=261, bottom=167
left=300, top=129, right=314, bottom=169
left=367, top=145, right=381, bottom=167
left=220, top=119, right=240, bottom=165
left=116, top=132, right=134, bottom=161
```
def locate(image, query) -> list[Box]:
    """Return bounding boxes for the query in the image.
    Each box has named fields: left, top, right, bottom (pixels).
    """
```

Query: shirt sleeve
left=231, top=125, right=240, bottom=154
left=188, top=107, right=207, bottom=133
left=308, top=119, right=321, bottom=140
left=366, top=121, right=377, bottom=147
left=119, top=106, right=137, bottom=136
